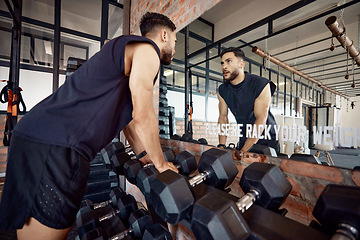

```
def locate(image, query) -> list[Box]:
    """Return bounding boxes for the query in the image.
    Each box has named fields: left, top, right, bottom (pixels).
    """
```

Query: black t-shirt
left=218, top=72, right=278, bottom=150
left=14, top=35, right=160, bottom=160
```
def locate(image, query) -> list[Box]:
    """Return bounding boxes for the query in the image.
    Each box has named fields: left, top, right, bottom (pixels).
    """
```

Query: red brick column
left=129, top=0, right=223, bottom=34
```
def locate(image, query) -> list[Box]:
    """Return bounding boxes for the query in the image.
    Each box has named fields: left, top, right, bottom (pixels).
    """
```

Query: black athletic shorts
left=0, top=135, right=90, bottom=230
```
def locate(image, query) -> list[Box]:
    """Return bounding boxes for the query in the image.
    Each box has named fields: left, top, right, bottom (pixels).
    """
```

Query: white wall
left=0, top=66, right=67, bottom=111
left=340, top=96, right=360, bottom=130
left=168, top=89, right=236, bottom=123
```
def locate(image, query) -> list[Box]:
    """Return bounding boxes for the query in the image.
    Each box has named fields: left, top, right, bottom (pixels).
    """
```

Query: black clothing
left=0, top=135, right=90, bottom=230
left=0, top=35, right=160, bottom=230
left=218, top=72, right=279, bottom=151
left=13, top=35, right=160, bottom=161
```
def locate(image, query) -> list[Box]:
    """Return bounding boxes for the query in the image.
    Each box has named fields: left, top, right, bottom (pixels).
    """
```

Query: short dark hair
left=220, top=47, right=245, bottom=61
left=140, top=12, right=176, bottom=36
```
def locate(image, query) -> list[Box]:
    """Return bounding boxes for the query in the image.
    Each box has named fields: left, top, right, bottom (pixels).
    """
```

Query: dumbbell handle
left=93, top=200, right=112, bottom=210
left=331, top=223, right=359, bottom=240
left=188, top=170, right=210, bottom=187
left=99, top=209, right=121, bottom=222
left=108, top=228, right=132, bottom=240
left=236, top=189, right=259, bottom=213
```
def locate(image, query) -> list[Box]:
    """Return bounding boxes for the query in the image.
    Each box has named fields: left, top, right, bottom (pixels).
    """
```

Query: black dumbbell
left=82, top=217, right=129, bottom=240
left=149, top=148, right=238, bottom=224
left=290, top=153, right=322, bottom=165
left=198, top=138, right=208, bottom=145
left=142, top=223, right=172, bottom=240
left=129, top=149, right=197, bottom=205
left=77, top=194, right=138, bottom=238
left=248, top=144, right=277, bottom=157
left=81, top=187, right=126, bottom=210
left=83, top=208, right=153, bottom=240
left=124, top=147, right=197, bottom=184
left=101, top=142, right=125, bottom=168
left=312, top=184, right=360, bottom=240
left=191, top=162, right=292, bottom=240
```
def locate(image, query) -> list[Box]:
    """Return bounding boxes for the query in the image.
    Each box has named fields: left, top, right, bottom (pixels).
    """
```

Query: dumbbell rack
left=78, top=144, right=337, bottom=240
left=158, top=73, right=171, bottom=139
left=82, top=153, right=118, bottom=204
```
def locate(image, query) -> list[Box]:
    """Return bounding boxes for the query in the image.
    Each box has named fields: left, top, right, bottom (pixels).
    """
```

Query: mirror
left=161, top=0, right=360, bottom=170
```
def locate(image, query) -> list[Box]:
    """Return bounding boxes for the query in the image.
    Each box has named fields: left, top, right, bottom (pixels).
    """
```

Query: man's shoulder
left=218, top=81, right=229, bottom=92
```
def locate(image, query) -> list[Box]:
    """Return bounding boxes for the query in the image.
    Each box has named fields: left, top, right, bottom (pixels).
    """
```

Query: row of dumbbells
left=104, top=144, right=294, bottom=239
left=76, top=186, right=171, bottom=240
left=100, top=142, right=360, bottom=240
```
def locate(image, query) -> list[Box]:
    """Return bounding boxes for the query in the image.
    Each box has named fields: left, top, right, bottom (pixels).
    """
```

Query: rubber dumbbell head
left=248, top=144, right=277, bottom=157
left=142, top=223, right=172, bottom=240
left=239, top=162, right=292, bottom=211
left=162, top=147, right=197, bottom=175
left=191, top=191, right=251, bottom=240
left=196, top=148, right=238, bottom=189
left=149, top=148, right=238, bottom=224
left=191, top=162, right=292, bottom=240
left=313, top=184, right=360, bottom=240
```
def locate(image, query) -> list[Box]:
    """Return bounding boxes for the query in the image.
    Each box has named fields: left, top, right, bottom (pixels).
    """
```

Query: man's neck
left=230, top=71, right=245, bottom=85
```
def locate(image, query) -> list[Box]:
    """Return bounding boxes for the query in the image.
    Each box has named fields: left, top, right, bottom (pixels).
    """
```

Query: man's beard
left=224, top=70, right=239, bottom=82
left=160, top=47, right=173, bottom=65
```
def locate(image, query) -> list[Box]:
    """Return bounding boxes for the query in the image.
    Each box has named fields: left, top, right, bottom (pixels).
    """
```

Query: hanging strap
left=2, top=81, right=26, bottom=146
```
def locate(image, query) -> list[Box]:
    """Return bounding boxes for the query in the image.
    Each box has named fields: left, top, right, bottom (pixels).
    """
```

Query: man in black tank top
left=217, top=47, right=279, bottom=153
left=0, top=12, right=178, bottom=239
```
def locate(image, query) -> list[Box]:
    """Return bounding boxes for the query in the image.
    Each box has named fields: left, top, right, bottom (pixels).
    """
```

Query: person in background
left=217, top=47, right=279, bottom=153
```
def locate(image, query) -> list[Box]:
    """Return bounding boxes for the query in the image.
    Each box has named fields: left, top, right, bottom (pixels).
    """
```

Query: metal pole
left=4, top=0, right=22, bottom=146
left=53, top=0, right=60, bottom=92
left=184, top=26, right=189, bottom=133
left=205, top=44, right=210, bottom=121
left=9, top=0, right=22, bottom=90
left=101, top=0, right=109, bottom=47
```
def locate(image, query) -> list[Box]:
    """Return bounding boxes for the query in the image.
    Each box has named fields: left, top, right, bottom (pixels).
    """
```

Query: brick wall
left=129, top=0, right=222, bottom=34
left=159, top=138, right=360, bottom=228
left=175, top=119, right=240, bottom=146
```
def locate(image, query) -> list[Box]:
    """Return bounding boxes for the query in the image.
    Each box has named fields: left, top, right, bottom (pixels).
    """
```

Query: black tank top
left=218, top=72, right=279, bottom=150
left=14, top=35, right=160, bottom=160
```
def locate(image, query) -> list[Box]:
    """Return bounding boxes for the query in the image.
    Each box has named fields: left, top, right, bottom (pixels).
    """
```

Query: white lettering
left=246, top=124, right=252, bottom=138
left=282, top=125, right=289, bottom=141
left=252, top=124, right=258, bottom=138
left=238, top=124, right=243, bottom=138
left=323, top=126, right=333, bottom=146
left=258, top=124, right=264, bottom=139
left=340, top=127, right=352, bottom=147
left=264, top=125, right=271, bottom=140
left=313, top=126, right=322, bottom=145
left=274, top=125, right=281, bottom=141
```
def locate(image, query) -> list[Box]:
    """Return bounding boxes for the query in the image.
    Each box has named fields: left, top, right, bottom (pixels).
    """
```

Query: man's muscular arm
left=128, top=43, right=177, bottom=173
left=240, top=83, right=271, bottom=152
left=217, top=91, right=229, bottom=147
left=123, top=121, right=151, bottom=164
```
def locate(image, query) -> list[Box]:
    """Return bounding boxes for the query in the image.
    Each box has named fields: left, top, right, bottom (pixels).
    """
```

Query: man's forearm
left=218, top=117, right=228, bottom=146
left=132, top=114, right=165, bottom=168
left=123, top=121, right=144, bottom=155
left=241, top=120, right=266, bottom=152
